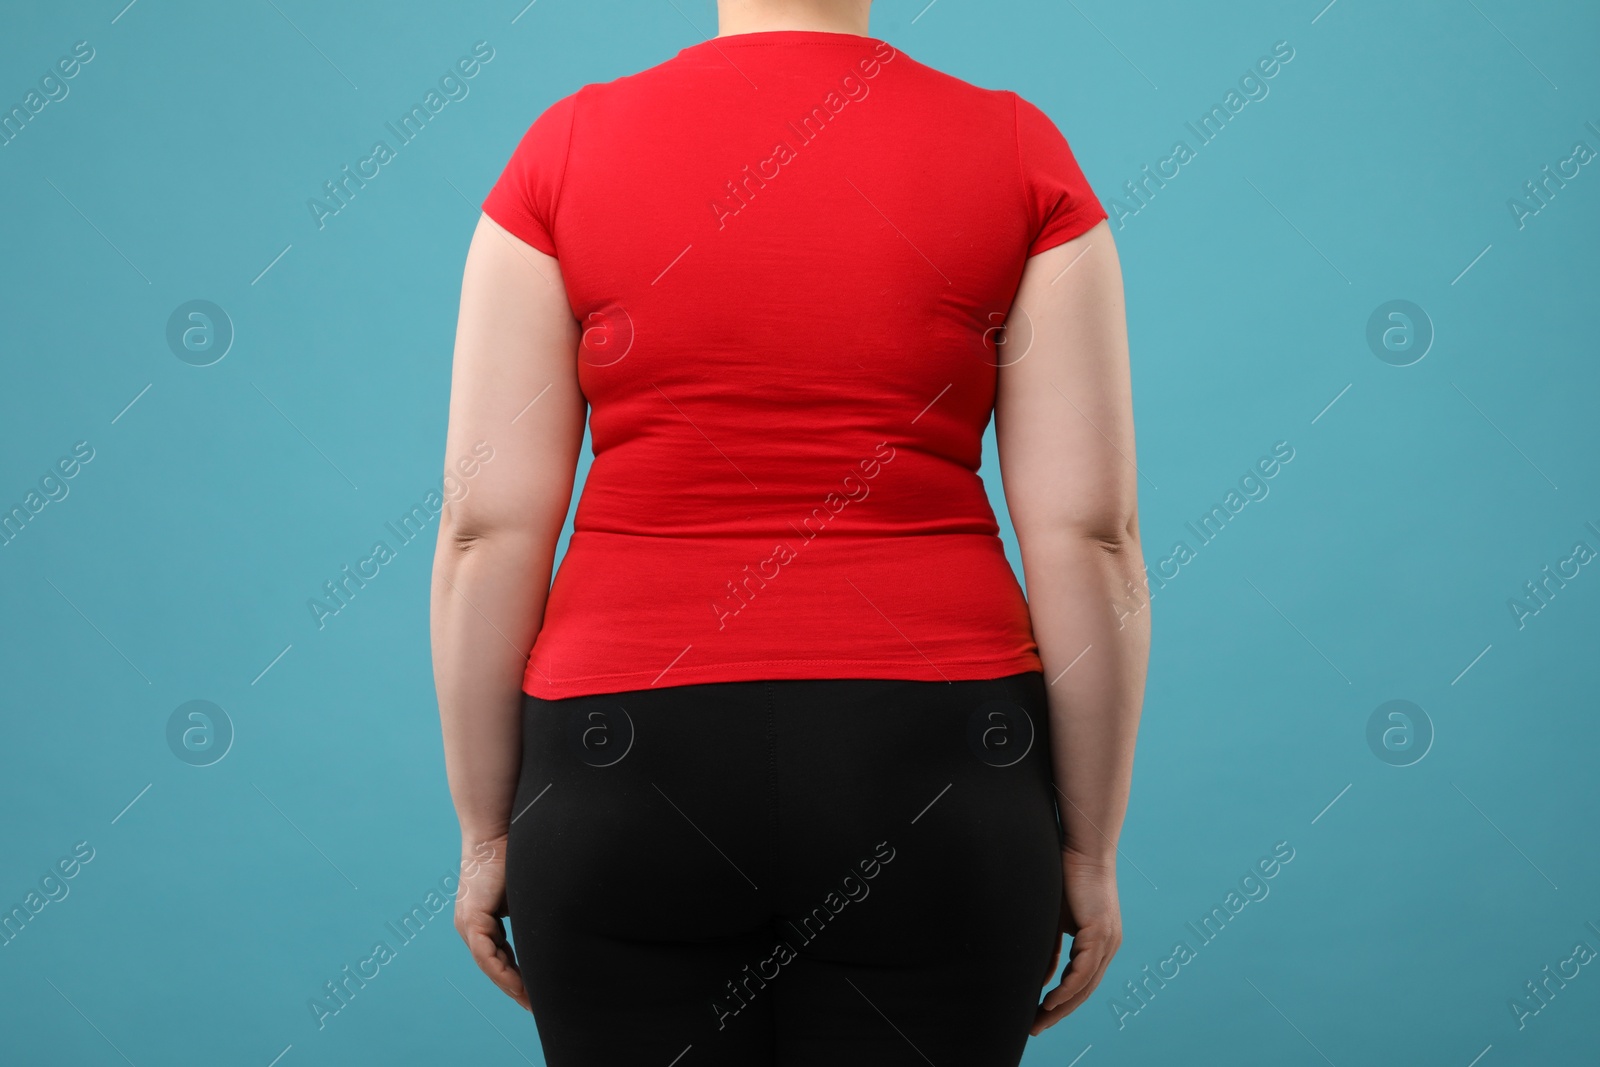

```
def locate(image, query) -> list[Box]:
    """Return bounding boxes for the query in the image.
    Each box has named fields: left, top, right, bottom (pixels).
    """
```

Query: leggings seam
left=764, top=680, right=780, bottom=1060
left=764, top=679, right=778, bottom=903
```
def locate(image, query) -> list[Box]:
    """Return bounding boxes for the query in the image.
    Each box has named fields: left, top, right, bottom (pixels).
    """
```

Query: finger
left=464, top=918, right=534, bottom=1012
left=1030, top=936, right=1111, bottom=1033
left=1031, top=932, right=1120, bottom=1033
left=470, top=928, right=533, bottom=1011
left=1031, top=967, right=1093, bottom=1035
left=1051, top=947, right=1113, bottom=1018
left=1030, top=959, right=1091, bottom=1033
left=1043, top=937, right=1103, bottom=1011
left=1042, top=933, right=1065, bottom=986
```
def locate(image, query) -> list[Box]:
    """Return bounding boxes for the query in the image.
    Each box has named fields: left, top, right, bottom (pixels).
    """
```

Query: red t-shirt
left=481, top=29, right=1107, bottom=699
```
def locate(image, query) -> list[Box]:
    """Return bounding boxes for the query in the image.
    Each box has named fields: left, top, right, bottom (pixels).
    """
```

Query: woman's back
left=482, top=29, right=1107, bottom=698
left=439, top=10, right=1144, bottom=1058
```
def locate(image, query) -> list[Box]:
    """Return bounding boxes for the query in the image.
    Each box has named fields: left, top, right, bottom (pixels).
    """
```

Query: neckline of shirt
left=677, top=29, right=886, bottom=57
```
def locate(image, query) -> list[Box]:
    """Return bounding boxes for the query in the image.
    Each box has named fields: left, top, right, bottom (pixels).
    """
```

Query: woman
left=430, top=1, right=1148, bottom=1062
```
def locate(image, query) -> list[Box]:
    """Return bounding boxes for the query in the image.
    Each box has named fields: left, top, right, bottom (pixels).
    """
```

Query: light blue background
left=2, top=0, right=1597, bottom=1064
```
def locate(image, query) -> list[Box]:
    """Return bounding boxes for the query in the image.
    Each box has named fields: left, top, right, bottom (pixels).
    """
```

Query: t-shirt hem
left=522, top=652, right=1045, bottom=699
left=1027, top=203, right=1108, bottom=258
left=480, top=195, right=558, bottom=257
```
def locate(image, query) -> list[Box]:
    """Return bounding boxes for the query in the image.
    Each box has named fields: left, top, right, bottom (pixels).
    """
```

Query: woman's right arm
left=430, top=213, right=585, bottom=1007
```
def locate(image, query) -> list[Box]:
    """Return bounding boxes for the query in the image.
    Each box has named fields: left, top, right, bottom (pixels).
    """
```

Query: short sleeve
left=1013, top=92, right=1107, bottom=257
left=481, top=90, right=578, bottom=256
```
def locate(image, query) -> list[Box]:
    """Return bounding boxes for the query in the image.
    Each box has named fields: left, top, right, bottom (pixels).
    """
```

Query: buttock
left=503, top=672, right=1063, bottom=1067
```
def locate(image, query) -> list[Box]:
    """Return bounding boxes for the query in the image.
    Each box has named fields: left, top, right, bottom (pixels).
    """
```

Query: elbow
left=1081, top=520, right=1141, bottom=556
left=1008, top=478, right=1141, bottom=555
left=1028, top=510, right=1141, bottom=555
left=437, top=505, right=550, bottom=555
left=437, top=508, right=477, bottom=553
left=436, top=508, right=504, bottom=555
left=444, top=530, right=484, bottom=555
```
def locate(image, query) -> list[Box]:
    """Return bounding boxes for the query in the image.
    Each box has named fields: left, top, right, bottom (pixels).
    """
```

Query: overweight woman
left=429, top=1, right=1148, bottom=1063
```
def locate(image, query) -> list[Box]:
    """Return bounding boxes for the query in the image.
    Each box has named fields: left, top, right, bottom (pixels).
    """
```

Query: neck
left=715, top=0, right=871, bottom=38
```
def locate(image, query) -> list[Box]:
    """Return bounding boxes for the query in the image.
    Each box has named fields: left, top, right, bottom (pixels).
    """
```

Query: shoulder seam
left=1010, top=90, right=1032, bottom=241
left=550, top=86, right=581, bottom=240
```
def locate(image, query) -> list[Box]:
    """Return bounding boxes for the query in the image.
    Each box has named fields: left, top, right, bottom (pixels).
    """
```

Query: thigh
left=504, top=682, right=780, bottom=1067
left=768, top=672, right=1063, bottom=1067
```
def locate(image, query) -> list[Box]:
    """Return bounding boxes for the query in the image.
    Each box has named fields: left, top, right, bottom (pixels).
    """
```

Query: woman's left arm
left=993, top=219, right=1150, bottom=1034
left=430, top=214, right=586, bottom=1009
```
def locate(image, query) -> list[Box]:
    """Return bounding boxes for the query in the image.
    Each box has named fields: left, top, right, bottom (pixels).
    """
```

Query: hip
left=504, top=671, right=1064, bottom=940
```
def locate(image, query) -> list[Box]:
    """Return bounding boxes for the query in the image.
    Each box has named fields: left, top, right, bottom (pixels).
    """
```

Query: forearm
left=1020, top=528, right=1150, bottom=866
left=430, top=524, right=554, bottom=846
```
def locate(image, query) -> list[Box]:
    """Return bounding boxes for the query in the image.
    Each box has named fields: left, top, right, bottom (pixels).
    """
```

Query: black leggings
left=504, top=671, right=1064, bottom=1066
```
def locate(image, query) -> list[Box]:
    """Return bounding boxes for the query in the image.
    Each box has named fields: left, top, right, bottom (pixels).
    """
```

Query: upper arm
left=994, top=219, right=1138, bottom=544
left=438, top=214, right=585, bottom=544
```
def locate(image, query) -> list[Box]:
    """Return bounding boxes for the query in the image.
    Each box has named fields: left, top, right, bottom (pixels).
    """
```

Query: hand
left=453, top=833, right=532, bottom=1012
left=1031, top=849, right=1122, bottom=1035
